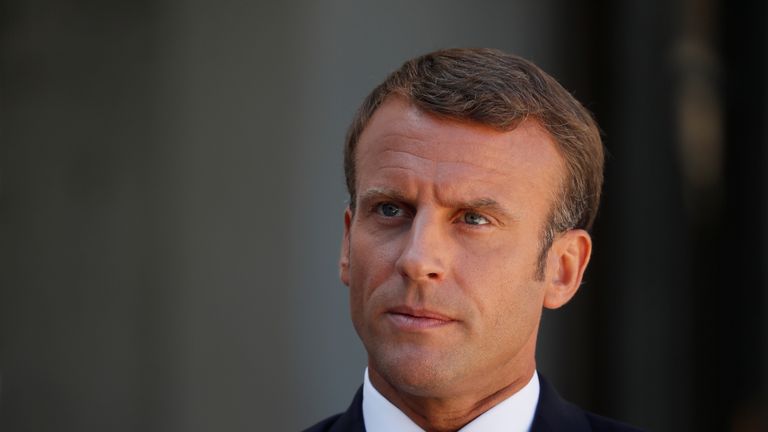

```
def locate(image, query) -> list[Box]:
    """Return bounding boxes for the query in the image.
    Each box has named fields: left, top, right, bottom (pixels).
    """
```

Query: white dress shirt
left=362, top=368, right=540, bottom=432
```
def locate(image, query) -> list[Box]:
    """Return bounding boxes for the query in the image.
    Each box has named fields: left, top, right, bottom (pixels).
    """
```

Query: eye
left=376, top=202, right=405, bottom=218
left=462, top=212, right=490, bottom=225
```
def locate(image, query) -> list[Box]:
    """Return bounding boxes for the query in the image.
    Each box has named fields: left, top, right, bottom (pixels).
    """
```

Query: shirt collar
left=362, top=368, right=540, bottom=432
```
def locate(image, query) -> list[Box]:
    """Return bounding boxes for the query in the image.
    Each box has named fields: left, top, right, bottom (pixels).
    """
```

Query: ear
left=339, top=207, right=353, bottom=286
left=543, top=229, right=592, bottom=309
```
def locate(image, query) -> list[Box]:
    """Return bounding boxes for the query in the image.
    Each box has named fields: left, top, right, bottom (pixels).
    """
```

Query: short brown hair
left=344, top=48, right=604, bottom=278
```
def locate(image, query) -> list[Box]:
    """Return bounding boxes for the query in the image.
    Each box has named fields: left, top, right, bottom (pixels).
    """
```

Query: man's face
left=340, top=97, right=566, bottom=399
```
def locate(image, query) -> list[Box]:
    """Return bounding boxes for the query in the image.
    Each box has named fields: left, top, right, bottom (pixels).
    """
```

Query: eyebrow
left=357, top=187, right=519, bottom=223
left=460, top=197, right=516, bottom=219
left=356, top=188, right=411, bottom=212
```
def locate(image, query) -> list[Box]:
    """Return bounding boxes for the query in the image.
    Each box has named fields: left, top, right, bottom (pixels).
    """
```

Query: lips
left=385, top=305, right=456, bottom=330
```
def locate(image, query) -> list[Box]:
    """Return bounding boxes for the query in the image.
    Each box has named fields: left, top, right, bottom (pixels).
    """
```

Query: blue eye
left=463, top=212, right=490, bottom=225
left=377, top=203, right=404, bottom=217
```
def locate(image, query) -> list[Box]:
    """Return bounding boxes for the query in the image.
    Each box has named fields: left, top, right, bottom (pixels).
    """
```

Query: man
left=304, top=48, right=643, bottom=432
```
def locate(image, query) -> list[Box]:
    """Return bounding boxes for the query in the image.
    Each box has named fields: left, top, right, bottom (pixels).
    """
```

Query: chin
left=371, top=345, right=463, bottom=397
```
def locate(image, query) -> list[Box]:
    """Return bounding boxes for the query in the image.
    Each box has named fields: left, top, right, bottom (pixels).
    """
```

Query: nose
left=395, top=213, right=447, bottom=283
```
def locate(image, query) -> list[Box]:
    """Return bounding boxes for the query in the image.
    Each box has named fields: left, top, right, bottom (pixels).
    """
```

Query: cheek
left=350, top=222, right=404, bottom=276
left=348, top=229, right=402, bottom=312
left=456, top=243, right=544, bottom=323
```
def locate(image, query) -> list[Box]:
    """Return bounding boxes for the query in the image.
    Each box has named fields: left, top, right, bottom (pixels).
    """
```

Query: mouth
left=385, top=306, right=456, bottom=331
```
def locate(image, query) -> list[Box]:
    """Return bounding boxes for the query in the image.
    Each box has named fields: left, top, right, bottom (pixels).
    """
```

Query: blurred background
left=1, top=0, right=766, bottom=431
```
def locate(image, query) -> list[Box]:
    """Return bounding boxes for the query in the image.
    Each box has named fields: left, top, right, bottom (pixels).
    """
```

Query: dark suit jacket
left=302, top=375, right=644, bottom=431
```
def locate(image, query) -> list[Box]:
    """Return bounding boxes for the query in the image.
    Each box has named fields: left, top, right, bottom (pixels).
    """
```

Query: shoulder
left=584, top=411, right=645, bottom=432
left=532, top=375, right=645, bottom=432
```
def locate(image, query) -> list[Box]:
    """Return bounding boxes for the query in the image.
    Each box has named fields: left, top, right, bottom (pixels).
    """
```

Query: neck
left=368, top=365, right=536, bottom=432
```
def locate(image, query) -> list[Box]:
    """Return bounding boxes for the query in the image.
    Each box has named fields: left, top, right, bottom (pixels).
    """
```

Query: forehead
left=355, top=97, right=564, bottom=205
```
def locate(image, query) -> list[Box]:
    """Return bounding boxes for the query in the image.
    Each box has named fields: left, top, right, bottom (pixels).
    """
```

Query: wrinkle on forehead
left=363, top=139, right=519, bottom=189
left=374, top=148, right=510, bottom=178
